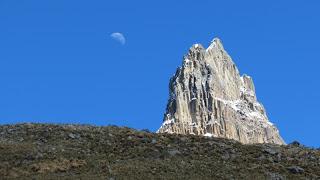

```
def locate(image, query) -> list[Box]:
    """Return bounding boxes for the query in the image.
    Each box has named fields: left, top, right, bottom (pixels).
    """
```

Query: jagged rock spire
left=158, top=37, right=285, bottom=145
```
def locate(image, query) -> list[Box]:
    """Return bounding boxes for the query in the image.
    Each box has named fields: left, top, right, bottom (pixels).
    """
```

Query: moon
left=110, top=32, right=126, bottom=45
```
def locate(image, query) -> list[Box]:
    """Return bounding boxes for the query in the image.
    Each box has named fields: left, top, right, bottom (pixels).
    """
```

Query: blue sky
left=0, top=0, right=319, bottom=147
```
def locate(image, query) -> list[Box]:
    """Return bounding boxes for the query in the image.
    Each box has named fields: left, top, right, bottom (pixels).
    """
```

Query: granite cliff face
left=158, top=38, right=285, bottom=145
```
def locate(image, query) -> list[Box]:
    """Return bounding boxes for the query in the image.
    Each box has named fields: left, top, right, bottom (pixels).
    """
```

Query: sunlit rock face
left=158, top=38, right=285, bottom=145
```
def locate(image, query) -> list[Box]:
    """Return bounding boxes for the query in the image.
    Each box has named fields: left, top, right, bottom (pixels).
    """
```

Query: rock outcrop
left=158, top=38, right=285, bottom=145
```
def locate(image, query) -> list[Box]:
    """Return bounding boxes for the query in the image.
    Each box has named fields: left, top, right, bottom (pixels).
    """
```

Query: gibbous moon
left=110, top=32, right=126, bottom=45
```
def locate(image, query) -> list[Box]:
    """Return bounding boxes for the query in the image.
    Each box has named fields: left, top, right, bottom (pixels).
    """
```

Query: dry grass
left=0, top=123, right=319, bottom=179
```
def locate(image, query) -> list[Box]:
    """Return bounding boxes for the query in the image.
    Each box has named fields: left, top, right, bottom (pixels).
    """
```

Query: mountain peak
left=207, top=37, right=224, bottom=51
left=158, top=38, right=285, bottom=145
left=188, top=43, right=205, bottom=53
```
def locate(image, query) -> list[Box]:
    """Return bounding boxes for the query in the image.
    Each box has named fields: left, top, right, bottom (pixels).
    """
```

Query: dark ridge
left=0, top=123, right=319, bottom=179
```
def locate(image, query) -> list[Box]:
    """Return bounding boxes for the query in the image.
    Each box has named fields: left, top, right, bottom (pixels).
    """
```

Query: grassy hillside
left=0, top=124, right=319, bottom=179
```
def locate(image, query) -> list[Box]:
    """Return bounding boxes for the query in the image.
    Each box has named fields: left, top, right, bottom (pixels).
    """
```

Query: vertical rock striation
left=158, top=38, right=285, bottom=145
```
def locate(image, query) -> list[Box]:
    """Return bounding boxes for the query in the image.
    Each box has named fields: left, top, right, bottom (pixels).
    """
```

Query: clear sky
left=0, top=0, right=319, bottom=147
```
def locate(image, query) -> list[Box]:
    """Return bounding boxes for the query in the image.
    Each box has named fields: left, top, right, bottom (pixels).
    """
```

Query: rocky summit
left=158, top=38, right=285, bottom=145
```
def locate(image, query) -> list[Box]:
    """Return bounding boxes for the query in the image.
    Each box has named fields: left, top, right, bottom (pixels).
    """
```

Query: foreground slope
left=0, top=124, right=319, bottom=179
left=158, top=38, right=284, bottom=144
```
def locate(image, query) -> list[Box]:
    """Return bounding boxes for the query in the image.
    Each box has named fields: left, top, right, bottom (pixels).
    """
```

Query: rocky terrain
left=158, top=38, right=284, bottom=145
left=0, top=123, right=319, bottom=179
